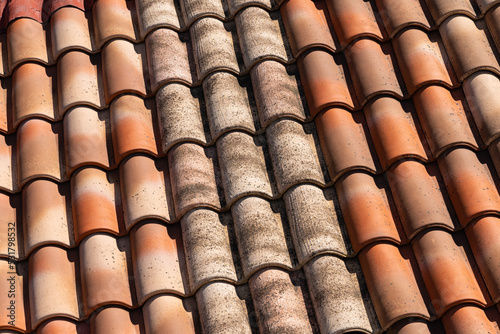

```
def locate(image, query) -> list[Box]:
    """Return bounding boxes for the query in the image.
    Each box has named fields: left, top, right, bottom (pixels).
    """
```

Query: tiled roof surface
left=0, top=0, right=499, bottom=333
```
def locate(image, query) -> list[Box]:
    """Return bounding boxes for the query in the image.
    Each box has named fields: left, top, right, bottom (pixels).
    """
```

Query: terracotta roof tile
left=441, top=305, right=500, bottom=334
left=425, top=0, right=477, bottom=25
left=477, top=0, right=500, bottom=13
left=374, top=0, right=432, bottom=38
left=7, top=18, right=49, bottom=71
left=228, top=0, right=274, bottom=17
left=50, top=7, right=93, bottom=59
left=143, top=295, right=199, bottom=333
left=179, top=0, right=225, bottom=26
left=92, top=0, right=138, bottom=48
left=91, top=307, right=143, bottom=333
left=135, top=0, right=181, bottom=37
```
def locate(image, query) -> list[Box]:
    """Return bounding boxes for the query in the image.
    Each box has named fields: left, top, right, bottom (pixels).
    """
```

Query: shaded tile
left=36, top=319, right=89, bottom=334
left=50, top=7, right=93, bottom=59
left=266, top=120, right=324, bottom=194
left=131, top=222, right=187, bottom=303
left=71, top=168, right=121, bottom=243
left=249, top=268, right=313, bottom=333
left=92, top=0, right=137, bottom=48
left=111, top=95, right=158, bottom=163
left=490, top=137, right=500, bottom=178
left=29, top=246, right=79, bottom=328
left=64, top=107, right=111, bottom=174
left=0, top=260, right=26, bottom=331
left=250, top=60, right=306, bottom=127
left=0, top=34, right=6, bottom=77
left=232, top=197, right=292, bottom=277
left=7, top=18, right=48, bottom=72
left=304, top=256, right=376, bottom=333
left=155, top=84, right=208, bottom=153
left=143, top=295, right=199, bottom=333
left=387, top=318, right=443, bottom=334
left=57, top=51, right=104, bottom=113
left=190, top=18, right=240, bottom=80
left=364, top=97, right=428, bottom=168
left=179, top=0, right=225, bottom=26
left=168, top=143, right=221, bottom=217
left=424, top=0, right=477, bottom=24
left=374, top=0, right=432, bottom=37
left=196, top=282, right=252, bottom=334
left=217, top=132, right=273, bottom=205
left=345, top=39, right=404, bottom=104
left=316, top=108, right=377, bottom=179
left=0, top=77, right=9, bottom=133
left=202, top=72, right=256, bottom=139
left=476, top=0, right=500, bottom=13
left=80, top=234, right=133, bottom=315
left=119, top=155, right=171, bottom=229
left=12, top=63, right=56, bottom=127
left=0, top=193, right=20, bottom=259
left=359, top=243, right=430, bottom=330
left=280, top=0, right=336, bottom=56
left=91, top=307, right=143, bottom=333
left=135, top=0, right=181, bottom=37
left=181, top=209, right=237, bottom=290
left=102, top=40, right=148, bottom=103
left=22, top=180, right=73, bottom=255
left=441, top=305, right=500, bottom=334
left=439, top=16, right=500, bottom=81
left=0, top=133, right=15, bottom=192
left=387, top=161, right=454, bottom=239
left=413, top=86, right=479, bottom=156
left=17, top=119, right=62, bottom=187
left=438, top=148, right=500, bottom=226
left=235, top=7, right=288, bottom=69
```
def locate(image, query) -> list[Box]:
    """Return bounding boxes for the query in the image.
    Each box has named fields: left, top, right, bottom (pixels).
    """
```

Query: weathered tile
left=135, top=0, right=181, bottom=37
left=374, top=0, right=432, bottom=37
left=424, top=0, right=477, bottom=24
left=93, top=0, right=137, bottom=47
left=50, top=7, right=93, bottom=59
left=180, top=0, right=225, bottom=25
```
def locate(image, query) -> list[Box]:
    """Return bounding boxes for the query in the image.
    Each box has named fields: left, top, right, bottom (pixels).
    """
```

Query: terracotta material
left=490, top=137, right=500, bottom=178
left=316, top=108, right=377, bottom=179
left=424, top=0, right=477, bottom=25
left=0, top=132, right=14, bottom=192
left=0, top=77, right=9, bottom=133
left=387, top=319, right=435, bottom=334
left=441, top=305, right=500, bottom=334
left=71, top=167, right=121, bottom=243
left=476, top=0, right=500, bottom=13
left=119, top=155, right=171, bottom=229
left=92, top=0, right=137, bottom=47
left=7, top=18, right=48, bottom=71
left=50, top=7, right=93, bottom=59
left=36, top=319, right=88, bottom=334
left=110, top=95, right=158, bottom=162
left=374, top=0, right=432, bottom=37
left=135, top=0, right=181, bottom=37
left=228, top=0, right=273, bottom=16
left=91, top=307, right=143, bottom=334
left=143, top=295, right=199, bottom=333
left=0, top=260, right=26, bottom=331
left=336, top=172, right=402, bottom=252
left=0, top=193, right=19, bottom=259
left=179, top=0, right=225, bottom=26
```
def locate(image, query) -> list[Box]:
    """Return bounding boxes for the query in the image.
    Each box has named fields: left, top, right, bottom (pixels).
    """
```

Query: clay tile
left=91, top=307, right=143, bottom=333
left=120, top=155, right=172, bottom=229
left=135, top=0, right=181, bottom=38
left=49, top=0, right=89, bottom=14
left=393, top=29, right=455, bottom=94
left=374, top=0, right=432, bottom=38
left=58, top=51, right=105, bottom=113
left=0, top=34, right=6, bottom=76
left=190, top=18, right=240, bottom=80
left=476, top=0, right=500, bottom=13
left=359, top=243, right=430, bottom=329
left=168, top=143, right=221, bottom=217
left=17, top=119, right=62, bottom=186
left=325, top=0, right=385, bottom=47
left=305, top=255, right=377, bottom=332
left=7, top=18, right=49, bottom=71
left=29, top=246, right=80, bottom=327
left=22, top=179, right=73, bottom=254
left=466, top=216, right=500, bottom=302
left=0, top=260, right=26, bottom=331
left=71, top=168, right=121, bottom=243
left=438, top=148, right=500, bottom=226
left=92, top=0, right=137, bottom=47
left=335, top=172, right=402, bottom=253
left=155, top=84, right=208, bottom=153
left=345, top=40, right=404, bottom=104
left=387, top=161, right=454, bottom=238
left=5, top=0, right=44, bottom=22
left=131, top=222, right=187, bottom=303
left=0, top=77, right=9, bottom=134
left=12, top=63, right=56, bottom=127
left=80, top=234, right=133, bottom=315
left=364, top=97, right=428, bottom=168
left=229, top=0, right=273, bottom=15
left=202, top=72, right=256, bottom=139
left=143, top=295, right=200, bottom=333
left=0, top=193, right=20, bottom=259
left=110, top=95, right=158, bottom=163
left=266, top=120, right=325, bottom=194
left=0, top=133, right=14, bottom=192
left=249, top=268, right=313, bottom=333
left=284, top=184, right=348, bottom=263
left=297, top=50, right=356, bottom=116
left=232, top=197, right=292, bottom=277
left=442, top=305, right=500, bottom=334
left=439, top=16, right=500, bottom=81
left=250, top=60, right=306, bottom=127
left=179, top=0, right=224, bottom=25
left=316, top=108, right=377, bottom=179
left=181, top=209, right=237, bottom=290
left=145, top=28, right=195, bottom=91
left=196, top=282, right=252, bottom=333
left=490, top=137, right=500, bottom=178
left=102, top=40, right=148, bottom=103
left=235, top=7, right=288, bottom=69
left=50, top=7, right=93, bottom=59
left=413, top=86, right=479, bottom=156
left=280, top=0, right=336, bottom=56
left=424, top=0, right=477, bottom=24
left=463, top=72, right=500, bottom=145
left=64, top=107, right=111, bottom=174
left=387, top=319, right=435, bottom=334
left=217, top=132, right=273, bottom=204
left=485, top=5, right=500, bottom=51
left=36, top=319, right=89, bottom=334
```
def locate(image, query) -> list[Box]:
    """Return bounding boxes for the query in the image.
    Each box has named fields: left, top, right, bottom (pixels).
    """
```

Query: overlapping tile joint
left=0, top=0, right=500, bottom=332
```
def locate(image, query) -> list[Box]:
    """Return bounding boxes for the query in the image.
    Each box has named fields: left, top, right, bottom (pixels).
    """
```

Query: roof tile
left=143, top=295, right=199, bottom=333
left=135, top=0, right=181, bottom=37
left=374, top=0, right=432, bottom=38
left=36, top=319, right=89, bottom=334
left=179, top=0, right=225, bottom=26
left=7, top=18, right=49, bottom=71
left=424, top=0, right=477, bottom=25
left=0, top=77, right=9, bottom=133
left=228, top=0, right=274, bottom=17
left=0, top=192, right=20, bottom=259
left=476, top=0, right=500, bottom=13
left=0, top=133, right=15, bottom=192
left=441, top=305, right=500, bottom=334
left=490, top=136, right=500, bottom=178
left=92, top=0, right=137, bottom=48
left=91, top=307, right=143, bottom=333
left=0, top=260, right=26, bottom=331
left=50, top=7, right=93, bottom=59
